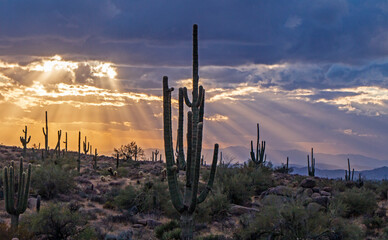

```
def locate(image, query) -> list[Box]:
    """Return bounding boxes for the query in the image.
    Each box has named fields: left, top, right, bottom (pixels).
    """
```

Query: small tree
left=114, top=141, right=144, bottom=161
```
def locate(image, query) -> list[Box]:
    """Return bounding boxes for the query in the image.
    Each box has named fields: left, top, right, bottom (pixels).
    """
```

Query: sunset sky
left=1, top=1, right=388, bottom=166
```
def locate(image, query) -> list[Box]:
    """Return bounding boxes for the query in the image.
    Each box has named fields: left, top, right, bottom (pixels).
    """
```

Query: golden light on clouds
left=205, top=114, right=229, bottom=122
left=28, top=55, right=78, bottom=73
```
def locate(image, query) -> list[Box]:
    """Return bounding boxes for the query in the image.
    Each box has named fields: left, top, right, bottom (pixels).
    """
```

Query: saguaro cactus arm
left=163, top=76, right=184, bottom=213
left=3, top=159, right=32, bottom=229
left=197, top=143, right=219, bottom=204
left=20, top=126, right=31, bottom=146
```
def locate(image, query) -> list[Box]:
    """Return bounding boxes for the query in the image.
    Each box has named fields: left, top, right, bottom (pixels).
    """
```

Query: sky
left=1, top=1, right=388, bottom=166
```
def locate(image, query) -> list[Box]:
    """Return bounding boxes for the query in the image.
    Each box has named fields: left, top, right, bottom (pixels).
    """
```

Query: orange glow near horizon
left=0, top=55, right=387, bottom=161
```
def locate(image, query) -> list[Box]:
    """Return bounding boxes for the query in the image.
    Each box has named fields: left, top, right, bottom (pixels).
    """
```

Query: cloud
left=0, top=0, right=387, bottom=66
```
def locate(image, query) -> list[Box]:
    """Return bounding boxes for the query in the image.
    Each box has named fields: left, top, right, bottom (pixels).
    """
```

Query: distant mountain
left=145, top=145, right=388, bottom=175
left=201, top=146, right=388, bottom=171
left=291, top=166, right=388, bottom=180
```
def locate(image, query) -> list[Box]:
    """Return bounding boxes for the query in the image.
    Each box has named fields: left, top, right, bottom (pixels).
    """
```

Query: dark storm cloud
left=1, top=0, right=388, bottom=67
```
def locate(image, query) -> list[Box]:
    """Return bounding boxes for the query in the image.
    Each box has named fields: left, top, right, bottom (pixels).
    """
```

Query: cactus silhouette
left=250, top=123, right=266, bottom=167
left=78, top=131, right=81, bottom=173
left=36, top=195, right=41, bottom=213
left=3, top=158, right=32, bottom=229
left=20, top=126, right=31, bottom=158
left=42, top=111, right=48, bottom=158
left=163, top=24, right=219, bottom=240
left=307, top=148, right=315, bottom=177
left=345, top=158, right=354, bottom=181
left=63, top=132, right=68, bottom=153
left=93, top=148, right=98, bottom=169
left=83, top=136, right=89, bottom=155
left=116, top=152, right=119, bottom=169
left=54, top=130, right=62, bottom=156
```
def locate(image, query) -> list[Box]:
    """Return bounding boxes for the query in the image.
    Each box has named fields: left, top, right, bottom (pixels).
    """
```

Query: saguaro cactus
left=250, top=123, right=266, bottom=167
left=54, top=130, right=62, bottom=156
left=163, top=24, right=219, bottom=240
left=93, top=148, right=98, bottom=169
left=42, top=111, right=48, bottom=157
left=307, top=148, right=315, bottom=177
left=345, top=158, right=354, bottom=181
left=3, top=158, right=32, bottom=229
left=36, top=195, right=41, bottom=213
left=83, top=136, right=89, bottom=155
left=63, top=132, right=68, bottom=153
left=20, top=126, right=31, bottom=157
left=78, top=131, right=81, bottom=173
left=116, top=152, right=119, bottom=169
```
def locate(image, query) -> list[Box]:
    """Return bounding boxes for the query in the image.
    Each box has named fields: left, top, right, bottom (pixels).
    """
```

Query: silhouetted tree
left=114, top=141, right=144, bottom=161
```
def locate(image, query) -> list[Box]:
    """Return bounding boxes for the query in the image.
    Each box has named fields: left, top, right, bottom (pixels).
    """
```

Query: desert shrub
left=376, top=180, right=388, bottom=200
left=328, top=217, right=364, bottom=240
left=273, top=164, right=293, bottom=174
left=363, top=215, right=384, bottom=230
left=234, top=201, right=363, bottom=240
left=114, top=180, right=172, bottom=215
left=21, top=203, right=97, bottom=240
left=114, top=185, right=139, bottom=210
left=216, top=164, right=273, bottom=205
left=116, top=167, right=130, bottom=177
left=337, top=188, right=377, bottom=217
left=327, top=198, right=349, bottom=218
left=0, top=222, right=34, bottom=240
left=31, top=164, right=76, bottom=199
left=196, top=235, right=227, bottom=240
left=196, top=185, right=230, bottom=222
left=155, top=220, right=181, bottom=240
left=363, top=180, right=380, bottom=192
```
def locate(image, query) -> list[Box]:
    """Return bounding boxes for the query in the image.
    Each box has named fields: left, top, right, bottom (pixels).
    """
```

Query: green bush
left=31, top=164, right=76, bottom=199
left=215, top=164, right=273, bottom=204
left=363, top=215, right=384, bottom=230
left=196, top=235, right=226, bottom=240
left=114, top=180, right=173, bottom=215
left=0, top=222, right=33, bottom=240
left=21, top=203, right=97, bottom=240
left=196, top=185, right=230, bottom=222
left=376, top=180, right=388, bottom=200
left=114, top=185, right=139, bottom=210
left=155, top=220, right=180, bottom=239
left=234, top=201, right=363, bottom=240
left=337, top=188, right=377, bottom=217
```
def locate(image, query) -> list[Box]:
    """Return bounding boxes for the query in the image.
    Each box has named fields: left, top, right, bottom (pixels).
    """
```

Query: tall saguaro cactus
left=307, top=148, right=315, bottom=177
left=78, top=131, right=81, bottom=173
left=250, top=123, right=266, bottom=166
left=63, top=132, right=68, bottom=153
left=345, top=158, right=354, bottom=181
left=54, top=130, right=62, bottom=156
left=83, top=136, right=89, bottom=155
left=42, top=111, right=48, bottom=157
left=20, top=126, right=31, bottom=158
left=163, top=24, right=219, bottom=240
left=93, top=148, right=98, bottom=169
left=3, top=158, right=32, bottom=229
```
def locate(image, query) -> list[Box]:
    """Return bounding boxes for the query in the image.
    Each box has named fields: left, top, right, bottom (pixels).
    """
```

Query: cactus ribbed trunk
left=20, top=125, right=31, bottom=158
left=3, top=159, right=32, bottom=230
left=180, top=213, right=194, bottom=240
left=163, top=24, right=219, bottom=240
left=78, top=131, right=81, bottom=173
left=42, top=111, right=48, bottom=158
left=11, top=214, right=19, bottom=230
left=64, top=132, right=68, bottom=153
left=250, top=123, right=266, bottom=166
